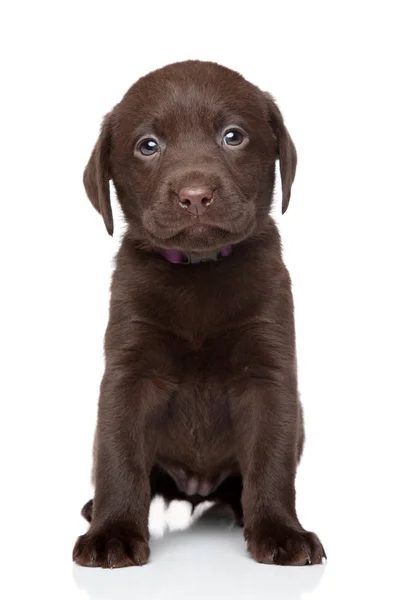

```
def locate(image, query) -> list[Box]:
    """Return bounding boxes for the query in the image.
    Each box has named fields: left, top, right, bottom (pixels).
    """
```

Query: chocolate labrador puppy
left=73, top=60, right=326, bottom=568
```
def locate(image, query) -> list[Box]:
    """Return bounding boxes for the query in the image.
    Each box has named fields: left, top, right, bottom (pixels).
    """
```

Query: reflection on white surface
left=73, top=504, right=325, bottom=600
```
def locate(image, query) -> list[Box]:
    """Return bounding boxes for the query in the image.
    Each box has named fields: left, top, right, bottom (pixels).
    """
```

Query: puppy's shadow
left=73, top=504, right=326, bottom=600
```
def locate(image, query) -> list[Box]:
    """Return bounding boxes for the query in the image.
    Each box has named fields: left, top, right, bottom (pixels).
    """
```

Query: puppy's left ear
left=264, top=93, right=297, bottom=214
left=83, top=112, right=114, bottom=235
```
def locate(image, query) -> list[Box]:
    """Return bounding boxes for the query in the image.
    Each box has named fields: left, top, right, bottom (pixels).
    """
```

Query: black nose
left=178, top=186, right=214, bottom=216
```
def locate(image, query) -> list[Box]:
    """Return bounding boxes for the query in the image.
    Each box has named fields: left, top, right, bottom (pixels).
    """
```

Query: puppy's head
left=84, top=61, right=296, bottom=253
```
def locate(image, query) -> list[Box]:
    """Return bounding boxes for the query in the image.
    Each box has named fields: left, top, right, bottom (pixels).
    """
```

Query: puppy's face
left=84, top=61, right=297, bottom=252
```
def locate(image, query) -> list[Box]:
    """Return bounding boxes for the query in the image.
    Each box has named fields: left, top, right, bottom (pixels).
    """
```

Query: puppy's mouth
left=144, top=219, right=255, bottom=253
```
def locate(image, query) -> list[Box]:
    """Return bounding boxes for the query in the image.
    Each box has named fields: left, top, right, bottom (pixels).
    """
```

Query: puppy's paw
left=73, top=524, right=150, bottom=569
left=246, top=523, right=326, bottom=566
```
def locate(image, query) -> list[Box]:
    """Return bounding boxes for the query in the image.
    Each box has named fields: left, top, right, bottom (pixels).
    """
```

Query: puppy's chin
left=145, top=221, right=256, bottom=253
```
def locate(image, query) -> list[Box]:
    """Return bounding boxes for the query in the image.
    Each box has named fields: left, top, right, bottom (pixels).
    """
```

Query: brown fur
left=73, top=60, right=325, bottom=568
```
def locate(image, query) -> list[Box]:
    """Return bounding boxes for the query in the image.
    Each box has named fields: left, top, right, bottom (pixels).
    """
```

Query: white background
left=1, top=1, right=399, bottom=598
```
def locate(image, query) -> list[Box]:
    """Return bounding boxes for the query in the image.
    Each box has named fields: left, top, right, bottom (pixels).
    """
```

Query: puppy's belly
left=155, top=381, right=237, bottom=496
left=161, top=464, right=232, bottom=497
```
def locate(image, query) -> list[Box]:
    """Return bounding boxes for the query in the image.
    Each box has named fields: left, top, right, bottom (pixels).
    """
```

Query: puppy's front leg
left=232, top=373, right=326, bottom=566
left=73, top=368, right=160, bottom=568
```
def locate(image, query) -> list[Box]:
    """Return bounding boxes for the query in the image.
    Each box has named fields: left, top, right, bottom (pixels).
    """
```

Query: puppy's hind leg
left=211, top=476, right=244, bottom=526
left=80, top=499, right=93, bottom=523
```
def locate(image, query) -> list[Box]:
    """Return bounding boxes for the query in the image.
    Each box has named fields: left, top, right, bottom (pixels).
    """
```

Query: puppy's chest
left=157, top=372, right=234, bottom=470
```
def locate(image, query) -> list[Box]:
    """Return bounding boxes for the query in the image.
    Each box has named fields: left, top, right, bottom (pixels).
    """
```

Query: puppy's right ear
left=83, top=113, right=114, bottom=236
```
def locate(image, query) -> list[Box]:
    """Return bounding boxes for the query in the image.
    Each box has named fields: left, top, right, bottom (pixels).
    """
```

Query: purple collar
left=158, top=245, right=232, bottom=265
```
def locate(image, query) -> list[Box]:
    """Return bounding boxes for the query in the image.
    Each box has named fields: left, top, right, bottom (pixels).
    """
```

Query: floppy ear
left=264, top=93, right=297, bottom=214
left=83, top=112, right=114, bottom=235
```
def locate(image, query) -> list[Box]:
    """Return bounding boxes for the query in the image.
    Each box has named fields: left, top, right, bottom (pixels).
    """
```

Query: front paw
left=245, top=523, right=326, bottom=566
left=73, top=523, right=150, bottom=569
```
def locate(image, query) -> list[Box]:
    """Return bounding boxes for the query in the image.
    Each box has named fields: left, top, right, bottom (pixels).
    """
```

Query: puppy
left=73, top=60, right=326, bottom=568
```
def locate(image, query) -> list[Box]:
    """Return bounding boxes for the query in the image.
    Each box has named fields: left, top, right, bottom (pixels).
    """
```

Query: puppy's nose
left=178, top=186, right=214, bottom=216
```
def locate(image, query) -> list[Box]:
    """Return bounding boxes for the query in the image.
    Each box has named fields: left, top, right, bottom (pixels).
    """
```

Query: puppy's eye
left=223, top=129, right=244, bottom=146
left=139, top=138, right=160, bottom=156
